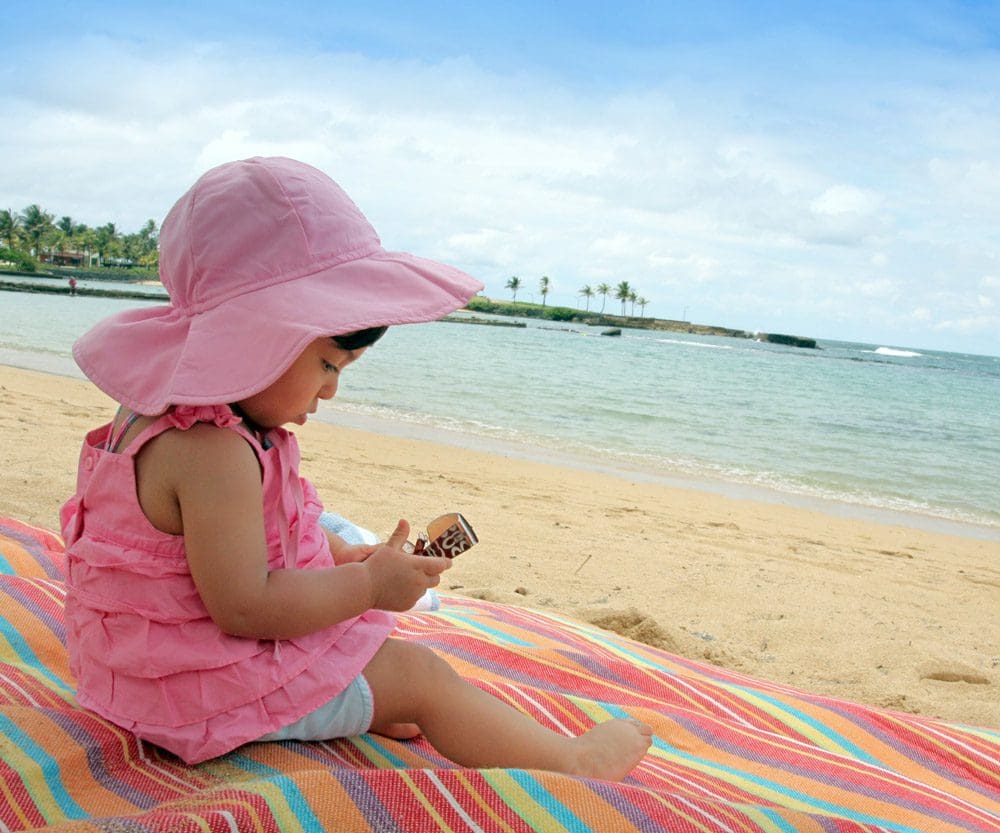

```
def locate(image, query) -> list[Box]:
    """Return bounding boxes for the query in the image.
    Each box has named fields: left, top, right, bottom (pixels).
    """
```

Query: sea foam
left=872, top=346, right=922, bottom=358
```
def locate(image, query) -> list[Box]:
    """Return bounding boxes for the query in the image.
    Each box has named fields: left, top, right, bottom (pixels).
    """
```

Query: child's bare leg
left=363, top=638, right=652, bottom=780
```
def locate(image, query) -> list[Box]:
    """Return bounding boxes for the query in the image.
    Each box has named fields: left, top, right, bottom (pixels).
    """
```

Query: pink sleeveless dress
left=60, top=405, right=395, bottom=764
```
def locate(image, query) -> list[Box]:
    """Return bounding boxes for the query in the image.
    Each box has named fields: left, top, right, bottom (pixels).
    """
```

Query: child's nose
left=319, top=379, right=338, bottom=399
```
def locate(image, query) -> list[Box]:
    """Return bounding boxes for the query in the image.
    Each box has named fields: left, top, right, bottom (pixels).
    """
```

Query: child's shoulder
left=154, top=418, right=253, bottom=456
left=142, top=418, right=261, bottom=496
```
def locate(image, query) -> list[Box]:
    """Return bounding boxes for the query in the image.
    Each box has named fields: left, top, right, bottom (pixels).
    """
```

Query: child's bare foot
left=372, top=721, right=421, bottom=740
left=569, top=719, right=652, bottom=781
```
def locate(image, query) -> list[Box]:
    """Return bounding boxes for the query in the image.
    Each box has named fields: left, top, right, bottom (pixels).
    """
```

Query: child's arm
left=149, top=425, right=449, bottom=640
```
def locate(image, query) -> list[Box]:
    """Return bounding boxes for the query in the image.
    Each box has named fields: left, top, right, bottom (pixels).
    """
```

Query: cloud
left=856, top=278, right=898, bottom=299
left=811, top=184, right=881, bottom=216
left=798, top=184, right=889, bottom=247
left=933, top=314, right=1000, bottom=334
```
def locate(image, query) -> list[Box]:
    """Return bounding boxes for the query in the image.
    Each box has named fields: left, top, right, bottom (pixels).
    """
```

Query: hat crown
left=159, top=157, right=382, bottom=311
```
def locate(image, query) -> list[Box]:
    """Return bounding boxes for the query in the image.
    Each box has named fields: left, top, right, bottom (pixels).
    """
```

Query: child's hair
left=71, top=157, right=482, bottom=416
left=333, top=326, right=388, bottom=351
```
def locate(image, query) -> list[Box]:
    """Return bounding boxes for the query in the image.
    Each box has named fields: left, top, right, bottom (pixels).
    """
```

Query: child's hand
left=362, top=520, right=452, bottom=611
left=333, top=543, right=376, bottom=565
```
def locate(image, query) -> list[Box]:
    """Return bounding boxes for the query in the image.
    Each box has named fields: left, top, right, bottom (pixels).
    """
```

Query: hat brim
left=74, top=250, right=483, bottom=415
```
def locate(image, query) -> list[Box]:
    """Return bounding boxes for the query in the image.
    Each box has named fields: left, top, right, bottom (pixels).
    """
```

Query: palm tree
left=505, top=275, right=522, bottom=301
left=123, top=219, right=159, bottom=267
left=50, top=216, right=77, bottom=262
left=579, top=284, right=593, bottom=310
left=614, top=281, right=632, bottom=316
left=596, top=282, right=610, bottom=313
left=0, top=209, right=20, bottom=249
left=76, top=226, right=97, bottom=268
left=20, top=204, right=55, bottom=257
left=94, top=222, right=120, bottom=267
left=539, top=275, right=550, bottom=306
left=628, top=290, right=638, bottom=317
left=138, top=219, right=158, bottom=254
left=638, top=297, right=649, bottom=318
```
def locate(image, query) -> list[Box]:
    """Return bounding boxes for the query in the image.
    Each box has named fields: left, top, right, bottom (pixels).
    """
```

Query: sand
left=1, top=363, right=997, bottom=728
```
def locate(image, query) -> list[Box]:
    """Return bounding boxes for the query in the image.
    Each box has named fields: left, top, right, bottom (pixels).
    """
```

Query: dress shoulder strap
left=105, top=408, right=143, bottom=453
left=116, top=405, right=259, bottom=460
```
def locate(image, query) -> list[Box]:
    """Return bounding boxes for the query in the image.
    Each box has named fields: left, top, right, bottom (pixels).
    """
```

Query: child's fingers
left=348, top=544, right=377, bottom=563
left=386, top=520, right=410, bottom=550
left=419, top=555, right=452, bottom=576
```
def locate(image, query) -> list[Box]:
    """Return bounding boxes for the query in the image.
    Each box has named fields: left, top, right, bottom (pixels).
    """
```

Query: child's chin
left=292, top=414, right=308, bottom=426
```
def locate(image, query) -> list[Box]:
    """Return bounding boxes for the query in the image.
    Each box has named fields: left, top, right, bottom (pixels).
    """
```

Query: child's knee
left=365, top=639, right=456, bottom=725
left=398, top=639, right=453, bottom=683
left=371, top=638, right=455, bottom=692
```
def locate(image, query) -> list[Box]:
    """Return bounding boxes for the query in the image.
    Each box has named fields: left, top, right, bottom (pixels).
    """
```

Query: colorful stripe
left=0, top=516, right=998, bottom=832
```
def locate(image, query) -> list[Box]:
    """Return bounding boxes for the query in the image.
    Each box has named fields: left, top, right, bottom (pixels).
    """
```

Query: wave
left=651, top=338, right=732, bottom=350
left=871, top=347, right=922, bottom=358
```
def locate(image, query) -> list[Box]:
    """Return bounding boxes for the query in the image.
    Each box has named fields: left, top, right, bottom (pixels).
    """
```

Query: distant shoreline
left=0, top=271, right=818, bottom=347
left=0, top=273, right=168, bottom=302
left=462, top=295, right=819, bottom=347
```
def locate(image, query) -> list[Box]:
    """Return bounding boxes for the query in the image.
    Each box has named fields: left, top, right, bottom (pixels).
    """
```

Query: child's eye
left=322, top=360, right=340, bottom=374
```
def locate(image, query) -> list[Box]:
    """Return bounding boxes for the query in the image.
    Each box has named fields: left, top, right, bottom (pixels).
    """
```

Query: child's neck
left=230, top=404, right=271, bottom=446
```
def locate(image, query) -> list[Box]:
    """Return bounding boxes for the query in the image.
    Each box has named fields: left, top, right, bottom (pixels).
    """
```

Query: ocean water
left=2, top=288, right=998, bottom=539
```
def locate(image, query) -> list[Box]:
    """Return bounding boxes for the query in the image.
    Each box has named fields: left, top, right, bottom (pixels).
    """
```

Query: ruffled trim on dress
left=168, top=404, right=243, bottom=431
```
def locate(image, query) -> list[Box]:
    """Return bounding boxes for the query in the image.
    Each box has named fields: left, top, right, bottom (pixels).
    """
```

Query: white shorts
left=257, top=674, right=374, bottom=742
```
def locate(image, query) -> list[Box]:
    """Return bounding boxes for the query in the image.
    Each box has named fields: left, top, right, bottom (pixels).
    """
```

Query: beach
left=1, top=362, right=997, bottom=729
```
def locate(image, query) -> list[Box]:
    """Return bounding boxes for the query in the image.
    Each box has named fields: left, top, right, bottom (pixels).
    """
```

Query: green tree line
left=506, top=275, right=650, bottom=317
left=0, top=204, right=159, bottom=271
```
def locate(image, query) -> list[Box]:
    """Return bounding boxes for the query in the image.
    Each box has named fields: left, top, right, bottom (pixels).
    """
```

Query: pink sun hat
left=73, top=157, right=484, bottom=415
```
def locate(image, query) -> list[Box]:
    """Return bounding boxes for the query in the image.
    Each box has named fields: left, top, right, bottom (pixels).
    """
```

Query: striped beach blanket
left=1, top=515, right=997, bottom=832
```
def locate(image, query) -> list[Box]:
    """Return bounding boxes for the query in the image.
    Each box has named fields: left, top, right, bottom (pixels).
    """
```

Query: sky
left=4, top=1, right=999, bottom=355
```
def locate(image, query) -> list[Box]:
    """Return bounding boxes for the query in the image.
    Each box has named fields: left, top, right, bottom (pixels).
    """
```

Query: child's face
left=236, top=337, right=366, bottom=428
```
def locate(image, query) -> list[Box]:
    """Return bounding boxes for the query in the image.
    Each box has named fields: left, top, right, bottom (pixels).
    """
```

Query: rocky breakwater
left=757, top=333, right=818, bottom=349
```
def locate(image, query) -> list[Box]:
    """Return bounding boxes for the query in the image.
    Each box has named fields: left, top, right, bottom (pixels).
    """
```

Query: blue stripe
left=444, top=613, right=534, bottom=647
left=0, top=713, right=88, bottom=820
left=569, top=625, right=679, bottom=671
left=717, top=683, right=882, bottom=767
left=354, top=733, right=409, bottom=767
left=0, top=608, right=74, bottom=694
left=755, top=805, right=805, bottom=833
left=508, top=769, right=595, bottom=831
left=0, top=550, right=14, bottom=574
left=227, top=753, right=326, bottom=831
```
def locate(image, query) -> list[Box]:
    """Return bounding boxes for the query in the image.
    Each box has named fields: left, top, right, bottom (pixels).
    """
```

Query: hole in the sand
left=921, top=671, right=989, bottom=685
left=581, top=608, right=679, bottom=652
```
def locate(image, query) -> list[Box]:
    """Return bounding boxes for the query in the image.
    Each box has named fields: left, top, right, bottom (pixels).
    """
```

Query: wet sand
left=1, top=363, right=996, bottom=728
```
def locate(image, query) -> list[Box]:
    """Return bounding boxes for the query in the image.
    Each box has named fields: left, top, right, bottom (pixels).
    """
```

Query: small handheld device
left=407, top=513, right=478, bottom=559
